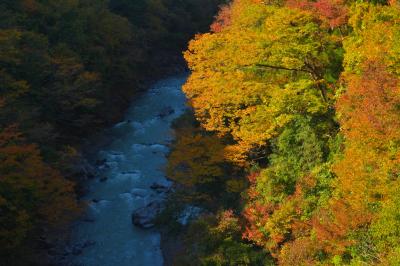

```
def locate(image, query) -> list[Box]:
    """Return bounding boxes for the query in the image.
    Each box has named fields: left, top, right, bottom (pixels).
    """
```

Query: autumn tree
left=312, top=3, right=400, bottom=264
left=184, top=0, right=342, bottom=160
left=0, top=126, right=79, bottom=264
left=177, top=0, right=400, bottom=265
left=167, top=112, right=245, bottom=208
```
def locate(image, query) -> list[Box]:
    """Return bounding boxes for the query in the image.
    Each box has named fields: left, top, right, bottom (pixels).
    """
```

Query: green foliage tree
left=176, top=210, right=271, bottom=266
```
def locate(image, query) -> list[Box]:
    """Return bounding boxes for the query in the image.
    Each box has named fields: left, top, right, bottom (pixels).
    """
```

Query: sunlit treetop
left=184, top=0, right=342, bottom=159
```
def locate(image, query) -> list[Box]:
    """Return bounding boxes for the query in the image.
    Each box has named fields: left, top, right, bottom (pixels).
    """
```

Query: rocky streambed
left=61, top=75, right=189, bottom=266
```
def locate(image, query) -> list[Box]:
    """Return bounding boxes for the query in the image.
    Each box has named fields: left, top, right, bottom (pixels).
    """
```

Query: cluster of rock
left=131, top=182, right=172, bottom=229
left=131, top=181, right=203, bottom=229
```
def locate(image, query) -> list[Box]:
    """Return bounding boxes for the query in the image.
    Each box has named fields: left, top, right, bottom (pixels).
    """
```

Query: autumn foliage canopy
left=166, top=0, right=400, bottom=265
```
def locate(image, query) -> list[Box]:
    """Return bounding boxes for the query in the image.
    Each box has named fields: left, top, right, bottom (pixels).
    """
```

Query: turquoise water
left=69, top=75, right=188, bottom=266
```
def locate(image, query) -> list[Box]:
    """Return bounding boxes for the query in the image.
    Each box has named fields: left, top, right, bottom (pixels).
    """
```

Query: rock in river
left=150, top=181, right=172, bottom=194
left=131, top=201, right=164, bottom=229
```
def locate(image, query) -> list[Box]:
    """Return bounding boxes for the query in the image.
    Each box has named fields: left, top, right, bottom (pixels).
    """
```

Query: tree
left=167, top=113, right=244, bottom=207
left=184, top=0, right=341, bottom=159
left=0, top=125, right=79, bottom=263
left=317, top=3, right=400, bottom=263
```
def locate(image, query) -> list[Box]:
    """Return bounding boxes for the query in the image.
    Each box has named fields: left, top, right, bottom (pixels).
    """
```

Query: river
left=67, top=74, right=188, bottom=266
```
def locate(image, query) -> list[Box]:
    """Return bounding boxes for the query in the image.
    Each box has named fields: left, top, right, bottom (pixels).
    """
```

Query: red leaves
left=0, top=125, right=23, bottom=147
left=311, top=200, right=370, bottom=255
left=323, top=62, right=400, bottom=258
left=247, top=171, right=260, bottom=184
left=242, top=171, right=273, bottom=246
left=210, top=4, right=233, bottom=32
left=242, top=201, right=271, bottom=245
left=313, top=0, right=348, bottom=28
left=334, top=63, right=400, bottom=206
left=286, top=0, right=348, bottom=28
left=242, top=174, right=316, bottom=255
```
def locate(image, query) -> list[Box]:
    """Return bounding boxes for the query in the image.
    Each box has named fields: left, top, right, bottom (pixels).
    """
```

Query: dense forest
left=0, top=0, right=223, bottom=264
left=3, top=0, right=400, bottom=265
left=164, top=0, right=400, bottom=265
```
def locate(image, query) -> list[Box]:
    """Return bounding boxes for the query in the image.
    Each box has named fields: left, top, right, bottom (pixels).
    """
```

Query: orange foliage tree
left=312, top=3, right=400, bottom=263
left=0, top=125, right=79, bottom=261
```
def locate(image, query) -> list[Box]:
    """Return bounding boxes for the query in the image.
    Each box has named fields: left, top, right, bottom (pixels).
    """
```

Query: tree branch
left=253, top=63, right=314, bottom=75
left=241, top=63, right=328, bottom=102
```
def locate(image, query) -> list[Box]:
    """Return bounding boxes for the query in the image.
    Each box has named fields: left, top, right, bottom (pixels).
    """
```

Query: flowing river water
left=68, top=75, right=188, bottom=266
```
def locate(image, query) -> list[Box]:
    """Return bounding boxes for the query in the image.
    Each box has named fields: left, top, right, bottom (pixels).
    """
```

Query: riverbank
left=31, top=62, right=189, bottom=265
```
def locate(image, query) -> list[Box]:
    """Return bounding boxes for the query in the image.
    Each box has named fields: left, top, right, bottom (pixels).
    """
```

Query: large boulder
left=131, top=201, right=164, bottom=229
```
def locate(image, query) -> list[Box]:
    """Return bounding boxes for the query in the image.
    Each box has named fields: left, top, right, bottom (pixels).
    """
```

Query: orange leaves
left=333, top=63, right=400, bottom=223
left=0, top=126, right=79, bottom=252
left=313, top=0, right=348, bottom=28
left=242, top=200, right=272, bottom=246
left=325, top=64, right=400, bottom=261
left=278, top=237, right=318, bottom=266
left=337, top=64, right=400, bottom=144
left=327, top=14, right=400, bottom=257
left=311, top=200, right=368, bottom=254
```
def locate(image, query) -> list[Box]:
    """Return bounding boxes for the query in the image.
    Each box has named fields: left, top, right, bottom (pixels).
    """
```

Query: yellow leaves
left=183, top=0, right=337, bottom=162
left=265, top=200, right=296, bottom=244
left=214, top=209, right=240, bottom=234
left=235, top=104, right=276, bottom=145
left=333, top=147, right=386, bottom=211
left=344, top=3, right=400, bottom=75
left=226, top=179, right=247, bottom=193
left=323, top=7, right=400, bottom=258
left=167, top=125, right=226, bottom=188
left=223, top=144, right=249, bottom=165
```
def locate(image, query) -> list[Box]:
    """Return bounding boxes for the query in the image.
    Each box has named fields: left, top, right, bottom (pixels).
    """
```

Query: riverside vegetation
left=0, top=0, right=224, bottom=264
left=164, top=0, right=400, bottom=265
